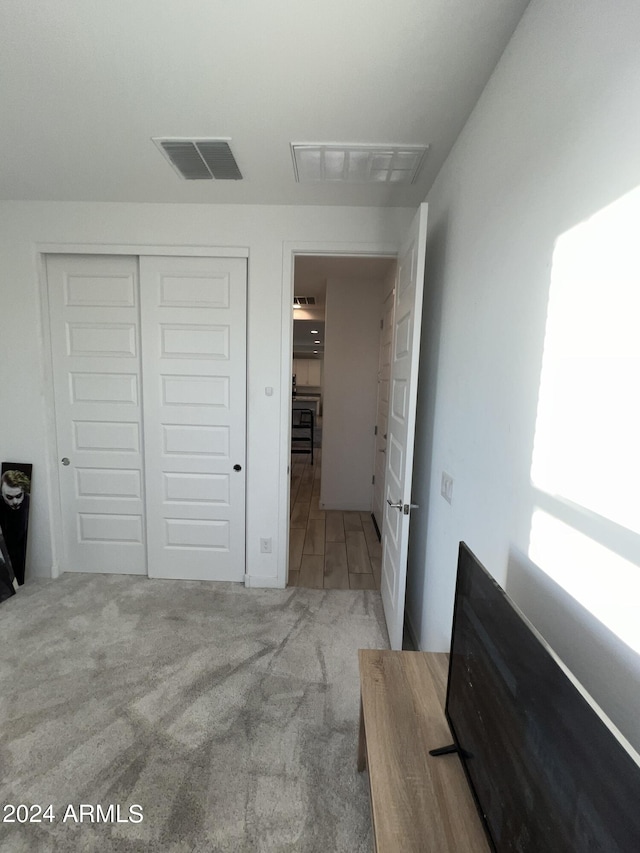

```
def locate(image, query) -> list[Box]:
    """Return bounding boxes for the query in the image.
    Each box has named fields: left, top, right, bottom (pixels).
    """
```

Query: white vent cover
left=293, top=296, right=316, bottom=306
left=153, top=138, right=243, bottom=180
left=291, top=143, right=428, bottom=185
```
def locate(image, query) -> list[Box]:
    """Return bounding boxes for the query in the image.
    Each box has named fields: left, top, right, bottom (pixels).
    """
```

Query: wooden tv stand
left=357, top=649, right=491, bottom=852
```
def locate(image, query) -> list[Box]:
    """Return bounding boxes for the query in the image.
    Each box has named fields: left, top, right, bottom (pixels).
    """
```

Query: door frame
left=37, top=242, right=249, bottom=580
left=279, top=240, right=400, bottom=588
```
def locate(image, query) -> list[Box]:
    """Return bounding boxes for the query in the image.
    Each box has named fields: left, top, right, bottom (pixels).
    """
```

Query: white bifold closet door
left=47, top=253, right=246, bottom=582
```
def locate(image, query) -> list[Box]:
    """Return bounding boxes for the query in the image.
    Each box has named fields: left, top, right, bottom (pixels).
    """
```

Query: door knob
left=387, top=499, right=419, bottom=515
left=233, top=464, right=242, bottom=472
left=61, top=457, right=70, bottom=466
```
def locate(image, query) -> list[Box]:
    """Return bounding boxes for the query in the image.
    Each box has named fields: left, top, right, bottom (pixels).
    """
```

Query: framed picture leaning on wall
left=0, top=462, right=32, bottom=586
left=0, top=524, right=16, bottom=603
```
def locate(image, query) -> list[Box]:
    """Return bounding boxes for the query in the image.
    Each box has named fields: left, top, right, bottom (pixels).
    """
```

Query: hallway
left=288, top=448, right=381, bottom=590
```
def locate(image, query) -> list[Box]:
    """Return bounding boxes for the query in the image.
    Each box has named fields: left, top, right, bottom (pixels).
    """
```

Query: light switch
left=441, top=472, right=453, bottom=504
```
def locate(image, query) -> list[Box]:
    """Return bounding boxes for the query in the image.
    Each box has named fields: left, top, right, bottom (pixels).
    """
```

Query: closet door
left=47, top=255, right=147, bottom=574
left=140, top=256, right=247, bottom=581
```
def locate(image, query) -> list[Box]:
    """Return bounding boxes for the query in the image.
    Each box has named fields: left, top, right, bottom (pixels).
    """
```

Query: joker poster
left=0, top=462, right=32, bottom=586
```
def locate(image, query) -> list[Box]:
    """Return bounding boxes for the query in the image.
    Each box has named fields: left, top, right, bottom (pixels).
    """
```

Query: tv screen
left=445, top=542, right=640, bottom=852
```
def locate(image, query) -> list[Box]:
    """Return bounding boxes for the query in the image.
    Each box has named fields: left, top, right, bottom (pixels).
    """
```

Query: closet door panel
left=140, top=256, right=246, bottom=582
left=46, top=254, right=147, bottom=575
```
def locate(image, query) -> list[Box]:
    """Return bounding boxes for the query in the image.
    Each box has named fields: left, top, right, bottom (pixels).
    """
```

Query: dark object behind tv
left=438, top=542, right=640, bottom=852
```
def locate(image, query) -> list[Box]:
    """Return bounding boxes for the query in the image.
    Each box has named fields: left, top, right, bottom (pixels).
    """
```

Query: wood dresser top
left=358, top=649, right=491, bottom=853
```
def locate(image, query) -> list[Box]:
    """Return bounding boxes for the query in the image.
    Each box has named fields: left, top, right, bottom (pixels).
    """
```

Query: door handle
left=61, top=457, right=70, bottom=466
left=233, top=464, right=242, bottom=471
left=387, top=499, right=419, bottom=515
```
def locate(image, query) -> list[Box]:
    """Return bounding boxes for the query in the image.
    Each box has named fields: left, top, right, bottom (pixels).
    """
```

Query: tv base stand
left=357, top=649, right=490, bottom=852
left=429, top=743, right=458, bottom=756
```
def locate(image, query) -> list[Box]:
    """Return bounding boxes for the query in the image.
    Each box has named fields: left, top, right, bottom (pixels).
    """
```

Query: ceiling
left=293, top=320, right=325, bottom=358
left=293, top=255, right=396, bottom=356
left=295, top=255, right=397, bottom=309
left=0, top=0, right=530, bottom=207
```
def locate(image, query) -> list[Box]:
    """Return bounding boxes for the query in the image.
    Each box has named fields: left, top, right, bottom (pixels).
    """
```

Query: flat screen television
left=435, top=542, right=640, bottom=852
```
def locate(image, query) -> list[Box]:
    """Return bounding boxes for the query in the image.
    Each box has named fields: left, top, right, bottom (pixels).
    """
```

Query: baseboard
left=244, top=574, right=285, bottom=589
left=30, top=563, right=58, bottom=580
left=370, top=513, right=381, bottom=541
left=404, top=610, right=421, bottom=651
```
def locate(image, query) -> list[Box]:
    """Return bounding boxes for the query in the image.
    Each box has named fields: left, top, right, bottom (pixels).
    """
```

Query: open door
left=381, top=203, right=428, bottom=649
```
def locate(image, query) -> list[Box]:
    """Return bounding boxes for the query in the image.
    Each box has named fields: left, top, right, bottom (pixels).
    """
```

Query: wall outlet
left=260, top=537, right=272, bottom=553
left=441, top=472, right=454, bottom=504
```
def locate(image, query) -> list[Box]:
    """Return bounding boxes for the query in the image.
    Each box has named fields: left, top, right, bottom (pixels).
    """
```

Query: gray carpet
left=0, top=574, right=389, bottom=852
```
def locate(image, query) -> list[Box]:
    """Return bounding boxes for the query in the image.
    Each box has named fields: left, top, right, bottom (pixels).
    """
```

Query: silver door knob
left=387, top=499, right=419, bottom=515
left=61, top=457, right=70, bottom=466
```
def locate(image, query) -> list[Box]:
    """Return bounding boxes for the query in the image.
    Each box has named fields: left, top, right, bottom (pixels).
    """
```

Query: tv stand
left=358, top=650, right=490, bottom=852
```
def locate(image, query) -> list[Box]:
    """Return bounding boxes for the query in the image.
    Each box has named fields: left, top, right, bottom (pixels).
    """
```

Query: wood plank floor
left=288, top=447, right=381, bottom=590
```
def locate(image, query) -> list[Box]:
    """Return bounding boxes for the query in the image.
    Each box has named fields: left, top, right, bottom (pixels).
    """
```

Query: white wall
left=321, top=278, right=382, bottom=510
left=0, top=202, right=412, bottom=585
left=406, top=0, right=640, bottom=750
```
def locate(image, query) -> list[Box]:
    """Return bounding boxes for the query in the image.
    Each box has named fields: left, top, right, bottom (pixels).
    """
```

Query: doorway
left=287, top=255, right=397, bottom=590
left=281, top=204, right=428, bottom=649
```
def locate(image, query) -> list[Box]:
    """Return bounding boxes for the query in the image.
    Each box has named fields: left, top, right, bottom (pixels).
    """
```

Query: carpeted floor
left=0, top=574, right=389, bottom=852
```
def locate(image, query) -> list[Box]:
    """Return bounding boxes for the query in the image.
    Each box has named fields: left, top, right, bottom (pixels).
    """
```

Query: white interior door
left=140, top=256, right=247, bottom=581
left=381, top=203, right=428, bottom=649
left=373, top=286, right=396, bottom=531
left=47, top=255, right=147, bottom=574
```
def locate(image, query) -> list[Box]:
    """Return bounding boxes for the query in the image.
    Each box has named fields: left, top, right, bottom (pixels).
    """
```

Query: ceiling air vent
left=291, top=143, right=428, bottom=185
left=153, top=138, right=243, bottom=180
left=293, top=296, right=316, bottom=306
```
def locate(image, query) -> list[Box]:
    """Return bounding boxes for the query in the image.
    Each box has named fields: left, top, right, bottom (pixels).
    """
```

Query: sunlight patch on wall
left=530, top=511, right=640, bottom=654
left=529, top=185, right=640, bottom=653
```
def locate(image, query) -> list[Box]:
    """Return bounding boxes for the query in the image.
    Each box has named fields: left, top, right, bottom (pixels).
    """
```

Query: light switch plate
left=441, top=472, right=453, bottom=504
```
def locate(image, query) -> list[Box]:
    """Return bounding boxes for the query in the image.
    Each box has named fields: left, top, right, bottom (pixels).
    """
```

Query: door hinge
left=380, top=318, right=384, bottom=329
left=374, top=425, right=378, bottom=435
left=372, top=475, right=375, bottom=485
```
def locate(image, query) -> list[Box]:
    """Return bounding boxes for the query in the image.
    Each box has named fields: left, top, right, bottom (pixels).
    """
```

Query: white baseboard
left=30, top=563, right=58, bottom=580
left=244, top=574, right=285, bottom=589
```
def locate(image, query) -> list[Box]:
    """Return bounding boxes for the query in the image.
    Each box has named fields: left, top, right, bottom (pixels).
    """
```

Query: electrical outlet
left=441, top=472, right=454, bottom=504
left=260, top=537, right=272, bottom=554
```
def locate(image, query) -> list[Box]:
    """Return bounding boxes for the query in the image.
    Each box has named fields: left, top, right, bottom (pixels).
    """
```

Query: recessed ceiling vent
left=293, top=296, right=316, bottom=306
left=291, top=143, right=428, bottom=185
left=153, top=138, right=243, bottom=180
